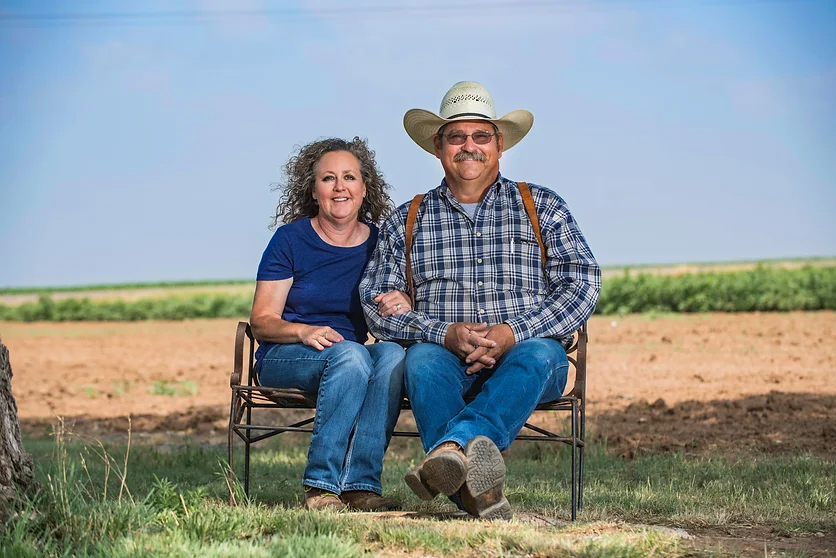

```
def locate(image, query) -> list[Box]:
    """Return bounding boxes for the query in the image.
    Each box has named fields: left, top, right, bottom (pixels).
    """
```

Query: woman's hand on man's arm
left=374, top=290, right=412, bottom=317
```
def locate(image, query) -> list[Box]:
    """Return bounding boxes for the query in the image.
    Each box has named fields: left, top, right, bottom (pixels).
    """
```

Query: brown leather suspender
left=403, top=182, right=548, bottom=306
left=516, top=182, right=546, bottom=266
left=404, top=194, right=425, bottom=307
left=517, top=181, right=551, bottom=291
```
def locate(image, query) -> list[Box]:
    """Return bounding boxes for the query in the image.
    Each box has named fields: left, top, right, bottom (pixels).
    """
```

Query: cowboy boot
left=404, top=441, right=468, bottom=500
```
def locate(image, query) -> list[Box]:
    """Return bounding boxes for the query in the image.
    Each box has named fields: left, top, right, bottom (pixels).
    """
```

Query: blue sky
left=1, top=0, right=834, bottom=288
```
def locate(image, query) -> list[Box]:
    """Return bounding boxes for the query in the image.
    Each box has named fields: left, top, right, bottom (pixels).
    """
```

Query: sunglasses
left=441, top=131, right=497, bottom=145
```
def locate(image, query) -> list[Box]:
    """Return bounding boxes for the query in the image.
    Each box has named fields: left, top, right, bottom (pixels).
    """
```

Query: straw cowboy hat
left=403, top=81, right=534, bottom=155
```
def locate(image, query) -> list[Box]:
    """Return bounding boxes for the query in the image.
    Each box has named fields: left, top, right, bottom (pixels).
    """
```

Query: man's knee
left=405, top=343, right=449, bottom=373
left=404, top=343, right=458, bottom=392
left=507, top=338, right=566, bottom=366
left=510, top=338, right=570, bottom=400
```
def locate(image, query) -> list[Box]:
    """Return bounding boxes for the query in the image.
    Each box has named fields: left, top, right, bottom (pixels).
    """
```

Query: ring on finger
left=396, top=304, right=402, bottom=310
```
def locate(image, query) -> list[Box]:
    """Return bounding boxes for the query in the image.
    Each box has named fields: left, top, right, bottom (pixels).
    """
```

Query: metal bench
left=228, top=321, right=589, bottom=520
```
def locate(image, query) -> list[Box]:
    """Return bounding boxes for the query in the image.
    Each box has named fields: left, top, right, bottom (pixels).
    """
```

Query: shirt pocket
left=497, top=231, right=546, bottom=295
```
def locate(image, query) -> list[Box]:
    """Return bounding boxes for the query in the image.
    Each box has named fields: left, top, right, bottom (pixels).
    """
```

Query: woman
left=251, top=137, right=409, bottom=511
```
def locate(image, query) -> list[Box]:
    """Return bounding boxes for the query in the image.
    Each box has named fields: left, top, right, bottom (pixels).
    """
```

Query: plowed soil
left=3, top=312, right=834, bottom=459
left=3, top=312, right=835, bottom=556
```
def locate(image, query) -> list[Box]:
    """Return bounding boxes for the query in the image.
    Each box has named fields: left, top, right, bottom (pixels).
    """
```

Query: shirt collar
left=438, top=173, right=505, bottom=203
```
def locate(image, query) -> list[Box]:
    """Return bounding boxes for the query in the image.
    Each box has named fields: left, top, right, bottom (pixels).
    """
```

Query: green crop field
left=1, top=261, right=833, bottom=322
left=2, top=257, right=832, bottom=299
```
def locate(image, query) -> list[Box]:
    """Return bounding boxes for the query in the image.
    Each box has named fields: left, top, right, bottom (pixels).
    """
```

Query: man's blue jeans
left=405, top=338, right=568, bottom=453
left=258, top=341, right=405, bottom=495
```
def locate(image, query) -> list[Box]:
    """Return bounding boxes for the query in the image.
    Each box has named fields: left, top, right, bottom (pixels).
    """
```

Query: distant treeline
left=0, top=266, right=833, bottom=322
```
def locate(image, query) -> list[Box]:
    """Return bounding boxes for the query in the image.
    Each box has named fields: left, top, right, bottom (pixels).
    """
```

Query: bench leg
left=578, top=405, right=585, bottom=512
left=570, top=399, right=578, bottom=521
left=228, top=394, right=236, bottom=505
left=244, top=403, right=252, bottom=497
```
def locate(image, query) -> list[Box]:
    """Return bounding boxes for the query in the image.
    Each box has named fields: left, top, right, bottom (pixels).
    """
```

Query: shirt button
left=477, top=281, right=483, bottom=286
left=479, top=309, right=485, bottom=315
left=476, top=258, right=483, bottom=264
left=476, top=232, right=482, bottom=237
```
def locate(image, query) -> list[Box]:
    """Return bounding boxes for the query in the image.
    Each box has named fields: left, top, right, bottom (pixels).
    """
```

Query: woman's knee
left=368, top=342, right=405, bottom=369
left=324, top=341, right=374, bottom=381
left=367, top=341, right=406, bottom=383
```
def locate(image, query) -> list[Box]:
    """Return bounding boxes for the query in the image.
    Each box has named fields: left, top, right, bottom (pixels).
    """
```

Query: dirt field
left=2, top=312, right=835, bottom=556
left=2, top=312, right=834, bottom=459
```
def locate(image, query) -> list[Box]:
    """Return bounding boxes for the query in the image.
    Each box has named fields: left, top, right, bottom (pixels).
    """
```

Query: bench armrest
left=231, top=321, right=253, bottom=387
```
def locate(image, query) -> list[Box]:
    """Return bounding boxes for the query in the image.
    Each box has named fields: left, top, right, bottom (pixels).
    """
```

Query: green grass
left=80, top=386, right=101, bottom=399
left=112, top=381, right=132, bottom=397
left=0, top=294, right=254, bottom=321
left=149, top=380, right=199, bottom=397
left=0, top=279, right=253, bottom=295
left=3, top=429, right=833, bottom=557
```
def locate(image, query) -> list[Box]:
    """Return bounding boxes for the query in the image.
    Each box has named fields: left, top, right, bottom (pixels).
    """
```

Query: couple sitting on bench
left=248, top=82, right=601, bottom=519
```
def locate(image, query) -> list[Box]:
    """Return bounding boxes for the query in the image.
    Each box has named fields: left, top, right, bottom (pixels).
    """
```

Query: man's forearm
left=505, top=278, right=599, bottom=342
left=363, top=302, right=451, bottom=344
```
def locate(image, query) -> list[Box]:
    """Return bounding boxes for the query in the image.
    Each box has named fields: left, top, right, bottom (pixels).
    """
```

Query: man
left=360, top=81, right=600, bottom=519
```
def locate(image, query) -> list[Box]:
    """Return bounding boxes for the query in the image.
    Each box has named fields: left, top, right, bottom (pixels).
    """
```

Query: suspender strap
left=404, top=194, right=424, bottom=307
left=516, top=182, right=547, bottom=266
left=517, top=181, right=550, bottom=290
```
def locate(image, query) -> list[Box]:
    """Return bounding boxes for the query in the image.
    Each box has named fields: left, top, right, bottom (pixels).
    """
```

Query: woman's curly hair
left=270, top=137, right=394, bottom=228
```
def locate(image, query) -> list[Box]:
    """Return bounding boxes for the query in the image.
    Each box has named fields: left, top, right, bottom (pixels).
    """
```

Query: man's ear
left=497, top=132, right=504, bottom=158
left=433, top=135, right=443, bottom=159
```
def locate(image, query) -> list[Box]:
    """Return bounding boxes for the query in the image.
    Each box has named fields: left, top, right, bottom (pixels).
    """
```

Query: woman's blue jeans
left=257, top=341, right=405, bottom=495
left=404, top=338, right=568, bottom=453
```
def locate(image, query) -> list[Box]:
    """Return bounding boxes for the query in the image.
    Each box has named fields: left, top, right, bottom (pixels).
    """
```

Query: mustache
left=453, top=150, right=487, bottom=162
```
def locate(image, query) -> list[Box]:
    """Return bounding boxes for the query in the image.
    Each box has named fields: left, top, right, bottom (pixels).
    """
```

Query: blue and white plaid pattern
left=359, top=175, right=601, bottom=346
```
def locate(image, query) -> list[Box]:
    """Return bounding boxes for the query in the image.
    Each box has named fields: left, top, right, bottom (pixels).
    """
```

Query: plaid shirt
left=359, top=174, right=601, bottom=347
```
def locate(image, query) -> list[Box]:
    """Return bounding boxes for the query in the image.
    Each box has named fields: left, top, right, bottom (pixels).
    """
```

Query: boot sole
left=404, top=465, right=438, bottom=501
left=422, top=451, right=468, bottom=496
left=462, top=436, right=512, bottom=520
left=471, top=497, right=512, bottom=520
left=344, top=497, right=403, bottom=512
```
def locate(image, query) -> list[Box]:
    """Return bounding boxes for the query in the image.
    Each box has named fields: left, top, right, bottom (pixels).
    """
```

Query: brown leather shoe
left=340, top=490, right=402, bottom=511
left=303, top=486, right=346, bottom=510
left=404, top=441, right=468, bottom=500
left=460, top=436, right=512, bottom=520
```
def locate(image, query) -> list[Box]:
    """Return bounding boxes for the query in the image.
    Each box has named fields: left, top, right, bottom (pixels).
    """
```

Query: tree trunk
left=0, top=339, right=34, bottom=506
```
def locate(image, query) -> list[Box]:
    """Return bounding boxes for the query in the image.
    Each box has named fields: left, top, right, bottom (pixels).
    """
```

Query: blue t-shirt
left=254, top=218, right=378, bottom=361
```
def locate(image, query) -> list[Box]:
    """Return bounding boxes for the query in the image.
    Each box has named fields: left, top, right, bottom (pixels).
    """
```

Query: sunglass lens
left=444, top=132, right=493, bottom=145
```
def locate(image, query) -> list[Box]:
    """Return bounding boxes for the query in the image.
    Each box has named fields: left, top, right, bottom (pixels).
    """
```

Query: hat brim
left=403, top=108, right=533, bottom=155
